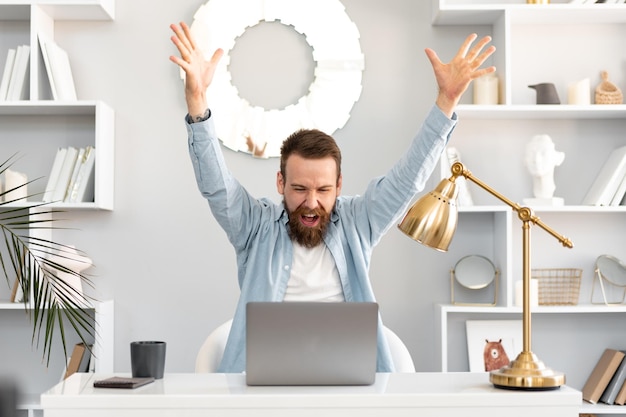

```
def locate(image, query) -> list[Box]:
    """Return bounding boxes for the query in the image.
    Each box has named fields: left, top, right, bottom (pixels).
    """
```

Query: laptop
left=245, top=301, right=378, bottom=386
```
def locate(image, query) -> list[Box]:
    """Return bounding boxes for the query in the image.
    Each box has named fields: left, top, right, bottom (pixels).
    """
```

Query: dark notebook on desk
left=245, top=301, right=378, bottom=386
left=93, top=377, right=155, bottom=389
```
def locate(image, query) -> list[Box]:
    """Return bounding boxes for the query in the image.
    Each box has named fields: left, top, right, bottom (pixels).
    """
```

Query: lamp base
left=489, top=351, right=565, bottom=390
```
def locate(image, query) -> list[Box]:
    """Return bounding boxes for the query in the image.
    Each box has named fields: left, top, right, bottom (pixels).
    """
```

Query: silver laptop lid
left=246, top=302, right=378, bottom=386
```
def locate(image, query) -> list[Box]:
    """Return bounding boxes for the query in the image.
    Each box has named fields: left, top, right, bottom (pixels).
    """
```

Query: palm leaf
left=0, top=154, right=96, bottom=365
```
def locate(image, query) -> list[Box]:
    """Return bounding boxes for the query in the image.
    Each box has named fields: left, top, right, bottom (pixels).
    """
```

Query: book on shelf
left=88, top=348, right=96, bottom=372
left=43, top=147, right=68, bottom=202
left=64, top=342, right=92, bottom=379
left=600, top=350, right=626, bottom=404
left=64, top=147, right=85, bottom=201
left=9, top=276, right=22, bottom=303
left=39, top=35, right=77, bottom=101
left=38, top=34, right=58, bottom=100
left=615, top=378, right=626, bottom=405
left=609, top=173, right=626, bottom=206
left=5, top=44, right=30, bottom=101
left=67, top=146, right=96, bottom=203
left=0, top=48, right=17, bottom=100
left=50, top=146, right=79, bottom=202
left=582, top=145, right=626, bottom=206
left=582, top=348, right=626, bottom=404
left=44, top=146, right=96, bottom=203
left=78, top=344, right=93, bottom=373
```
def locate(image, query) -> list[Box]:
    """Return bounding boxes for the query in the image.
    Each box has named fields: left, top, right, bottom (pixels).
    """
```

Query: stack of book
left=0, top=44, right=31, bottom=101
left=43, top=146, right=96, bottom=203
left=582, top=145, right=626, bottom=206
left=0, top=34, right=77, bottom=102
left=582, top=348, right=626, bottom=406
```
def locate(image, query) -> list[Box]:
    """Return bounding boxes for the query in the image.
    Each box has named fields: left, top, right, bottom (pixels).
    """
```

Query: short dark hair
left=280, top=129, right=342, bottom=183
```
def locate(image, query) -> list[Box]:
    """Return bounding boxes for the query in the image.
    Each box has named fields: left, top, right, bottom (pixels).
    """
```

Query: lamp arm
left=450, top=162, right=573, bottom=249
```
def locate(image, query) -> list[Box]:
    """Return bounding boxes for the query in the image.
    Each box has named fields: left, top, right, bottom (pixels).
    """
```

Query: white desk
left=41, top=372, right=582, bottom=417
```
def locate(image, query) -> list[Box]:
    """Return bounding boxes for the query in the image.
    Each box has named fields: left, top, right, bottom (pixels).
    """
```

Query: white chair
left=384, top=326, right=416, bottom=372
left=195, top=319, right=233, bottom=373
left=195, top=319, right=415, bottom=373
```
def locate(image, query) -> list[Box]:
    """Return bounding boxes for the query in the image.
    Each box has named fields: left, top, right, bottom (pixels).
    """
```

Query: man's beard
left=286, top=203, right=331, bottom=248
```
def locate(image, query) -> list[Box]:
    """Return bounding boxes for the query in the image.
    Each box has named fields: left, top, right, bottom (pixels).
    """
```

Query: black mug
left=130, top=341, right=166, bottom=379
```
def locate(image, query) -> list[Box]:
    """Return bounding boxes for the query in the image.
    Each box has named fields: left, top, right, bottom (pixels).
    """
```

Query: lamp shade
left=397, top=178, right=459, bottom=252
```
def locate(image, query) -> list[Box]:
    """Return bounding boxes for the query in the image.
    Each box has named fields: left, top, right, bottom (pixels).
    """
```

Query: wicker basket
left=532, top=268, right=582, bottom=306
left=595, top=71, right=623, bottom=105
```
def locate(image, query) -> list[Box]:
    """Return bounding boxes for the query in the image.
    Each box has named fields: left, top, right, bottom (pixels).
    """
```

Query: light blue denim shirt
left=186, top=105, right=456, bottom=373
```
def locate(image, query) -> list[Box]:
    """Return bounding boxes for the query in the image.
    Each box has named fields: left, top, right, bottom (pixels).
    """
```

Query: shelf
left=432, top=2, right=626, bottom=25
left=1, top=202, right=110, bottom=211
left=0, top=301, right=28, bottom=309
left=0, top=100, right=108, bottom=115
left=0, top=300, right=104, bottom=309
left=439, top=303, right=626, bottom=314
left=0, top=100, right=115, bottom=210
left=0, top=300, right=113, bottom=374
left=458, top=205, right=626, bottom=214
left=4, top=300, right=114, bottom=415
left=455, top=104, right=626, bottom=119
left=0, top=0, right=115, bottom=20
left=457, top=205, right=509, bottom=212
left=580, top=401, right=626, bottom=415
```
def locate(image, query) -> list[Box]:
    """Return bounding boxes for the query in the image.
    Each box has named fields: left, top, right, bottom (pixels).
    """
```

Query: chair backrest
left=195, top=319, right=233, bottom=373
left=195, top=319, right=415, bottom=373
left=383, top=326, right=416, bottom=372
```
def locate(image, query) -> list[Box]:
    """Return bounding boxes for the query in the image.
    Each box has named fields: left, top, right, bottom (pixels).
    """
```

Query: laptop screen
left=245, top=301, right=378, bottom=386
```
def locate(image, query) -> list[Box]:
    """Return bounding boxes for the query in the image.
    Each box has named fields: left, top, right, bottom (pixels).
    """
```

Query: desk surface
left=41, top=372, right=582, bottom=417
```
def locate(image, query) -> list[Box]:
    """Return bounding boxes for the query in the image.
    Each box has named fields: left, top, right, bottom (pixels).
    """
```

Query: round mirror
left=596, top=255, right=626, bottom=287
left=188, top=0, right=364, bottom=158
left=454, top=255, right=497, bottom=290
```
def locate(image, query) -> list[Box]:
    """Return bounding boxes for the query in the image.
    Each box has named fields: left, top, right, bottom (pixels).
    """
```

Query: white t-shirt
left=283, top=243, right=344, bottom=302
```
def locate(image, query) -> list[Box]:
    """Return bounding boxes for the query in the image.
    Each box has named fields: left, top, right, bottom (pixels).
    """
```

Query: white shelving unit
left=0, top=1, right=115, bottom=210
left=1, top=300, right=114, bottom=417
left=1, top=2, right=115, bottom=416
left=437, top=303, right=626, bottom=416
left=437, top=303, right=626, bottom=372
left=432, top=1, right=626, bottom=415
left=0, top=100, right=114, bottom=210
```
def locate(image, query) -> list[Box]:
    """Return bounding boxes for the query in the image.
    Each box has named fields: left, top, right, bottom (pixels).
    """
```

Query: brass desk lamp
left=398, top=161, right=573, bottom=390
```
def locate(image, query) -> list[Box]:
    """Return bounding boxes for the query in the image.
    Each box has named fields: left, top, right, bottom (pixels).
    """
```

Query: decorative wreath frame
left=188, top=0, right=364, bottom=157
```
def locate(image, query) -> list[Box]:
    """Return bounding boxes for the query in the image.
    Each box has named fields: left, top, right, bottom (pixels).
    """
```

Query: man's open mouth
left=300, top=213, right=320, bottom=227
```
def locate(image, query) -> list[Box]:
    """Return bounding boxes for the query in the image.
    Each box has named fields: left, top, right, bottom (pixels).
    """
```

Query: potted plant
left=0, top=154, right=95, bottom=365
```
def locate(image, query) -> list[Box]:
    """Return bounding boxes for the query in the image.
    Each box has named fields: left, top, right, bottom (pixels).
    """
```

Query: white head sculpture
left=524, top=134, right=565, bottom=199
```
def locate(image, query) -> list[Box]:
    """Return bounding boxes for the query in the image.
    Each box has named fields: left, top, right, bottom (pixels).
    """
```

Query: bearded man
left=170, top=22, right=495, bottom=373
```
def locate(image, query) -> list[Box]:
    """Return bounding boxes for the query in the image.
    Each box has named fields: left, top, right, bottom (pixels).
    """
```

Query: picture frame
left=465, top=320, right=522, bottom=372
